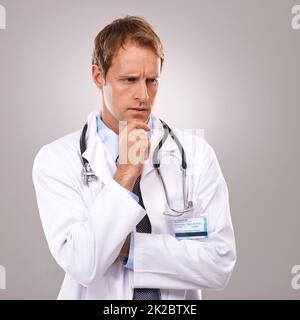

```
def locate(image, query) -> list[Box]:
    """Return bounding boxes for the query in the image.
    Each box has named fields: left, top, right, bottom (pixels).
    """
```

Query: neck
left=101, top=109, right=120, bottom=135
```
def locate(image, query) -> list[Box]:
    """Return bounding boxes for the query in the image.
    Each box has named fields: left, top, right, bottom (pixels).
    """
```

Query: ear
left=92, top=64, right=104, bottom=89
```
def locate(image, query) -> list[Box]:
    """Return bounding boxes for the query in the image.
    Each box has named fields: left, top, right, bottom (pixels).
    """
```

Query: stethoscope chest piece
left=81, top=162, right=98, bottom=185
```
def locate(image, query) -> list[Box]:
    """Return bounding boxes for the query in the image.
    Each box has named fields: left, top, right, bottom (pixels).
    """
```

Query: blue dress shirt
left=96, top=111, right=152, bottom=270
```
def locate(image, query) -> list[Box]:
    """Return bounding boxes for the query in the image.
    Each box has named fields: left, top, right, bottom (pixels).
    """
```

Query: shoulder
left=32, top=129, right=82, bottom=178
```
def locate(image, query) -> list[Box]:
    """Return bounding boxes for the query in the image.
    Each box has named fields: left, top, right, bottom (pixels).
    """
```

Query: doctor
left=32, top=15, right=236, bottom=300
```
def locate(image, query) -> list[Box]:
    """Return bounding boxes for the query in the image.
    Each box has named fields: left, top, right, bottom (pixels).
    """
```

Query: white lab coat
left=32, top=109, right=236, bottom=300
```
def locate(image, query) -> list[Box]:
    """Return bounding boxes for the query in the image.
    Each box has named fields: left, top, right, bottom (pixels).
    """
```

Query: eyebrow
left=118, top=74, right=160, bottom=79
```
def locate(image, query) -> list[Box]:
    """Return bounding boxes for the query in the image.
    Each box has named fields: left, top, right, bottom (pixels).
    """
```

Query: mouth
left=128, top=108, right=148, bottom=112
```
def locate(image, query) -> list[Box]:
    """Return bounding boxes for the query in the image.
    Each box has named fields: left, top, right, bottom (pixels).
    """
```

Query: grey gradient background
left=0, top=0, right=299, bottom=299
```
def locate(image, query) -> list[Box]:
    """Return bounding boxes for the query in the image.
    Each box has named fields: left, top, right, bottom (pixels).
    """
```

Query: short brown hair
left=92, top=15, right=165, bottom=81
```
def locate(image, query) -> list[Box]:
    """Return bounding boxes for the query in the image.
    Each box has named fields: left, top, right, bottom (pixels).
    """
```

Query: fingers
left=125, top=120, right=150, bottom=132
left=142, top=140, right=151, bottom=160
left=118, top=119, right=151, bottom=166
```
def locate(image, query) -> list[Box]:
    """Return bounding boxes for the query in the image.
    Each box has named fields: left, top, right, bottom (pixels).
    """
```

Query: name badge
left=172, top=215, right=208, bottom=239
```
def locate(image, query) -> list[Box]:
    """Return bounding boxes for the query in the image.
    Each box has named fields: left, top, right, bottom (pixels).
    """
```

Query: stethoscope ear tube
left=153, top=120, right=169, bottom=169
left=80, top=123, right=88, bottom=165
left=80, top=122, right=97, bottom=185
left=153, top=119, right=187, bottom=170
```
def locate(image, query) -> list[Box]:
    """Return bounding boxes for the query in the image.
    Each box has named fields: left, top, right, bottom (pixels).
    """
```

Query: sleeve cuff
left=123, top=232, right=135, bottom=270
left=127, top=190, right=139, bottom=203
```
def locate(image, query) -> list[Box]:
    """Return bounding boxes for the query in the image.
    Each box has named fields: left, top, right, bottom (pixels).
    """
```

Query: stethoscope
left=80, top=119, right=194, bottom=216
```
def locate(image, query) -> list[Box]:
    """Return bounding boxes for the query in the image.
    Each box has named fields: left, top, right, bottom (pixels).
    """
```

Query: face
left=92, top=41, right=161, bottom=133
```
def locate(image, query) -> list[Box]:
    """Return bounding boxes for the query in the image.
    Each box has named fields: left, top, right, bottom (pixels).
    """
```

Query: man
left=32, top=15, right=236, bottom=300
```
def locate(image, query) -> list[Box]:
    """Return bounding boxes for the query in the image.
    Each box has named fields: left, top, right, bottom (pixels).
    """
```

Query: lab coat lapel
left=81, top=109, right=116, bottom=185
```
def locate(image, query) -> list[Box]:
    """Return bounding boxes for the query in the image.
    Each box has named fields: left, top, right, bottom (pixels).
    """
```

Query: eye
left=147, top=78, right=158, bottom=85
left=124, top=77, right=136, bottom=83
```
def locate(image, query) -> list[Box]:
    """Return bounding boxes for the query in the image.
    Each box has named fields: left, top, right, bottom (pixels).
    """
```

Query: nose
left=135, top=80, right=149, bottom=103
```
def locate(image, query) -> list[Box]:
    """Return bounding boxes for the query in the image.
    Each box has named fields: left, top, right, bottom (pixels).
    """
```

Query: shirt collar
left=96, top=111, right=153, bottom=163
